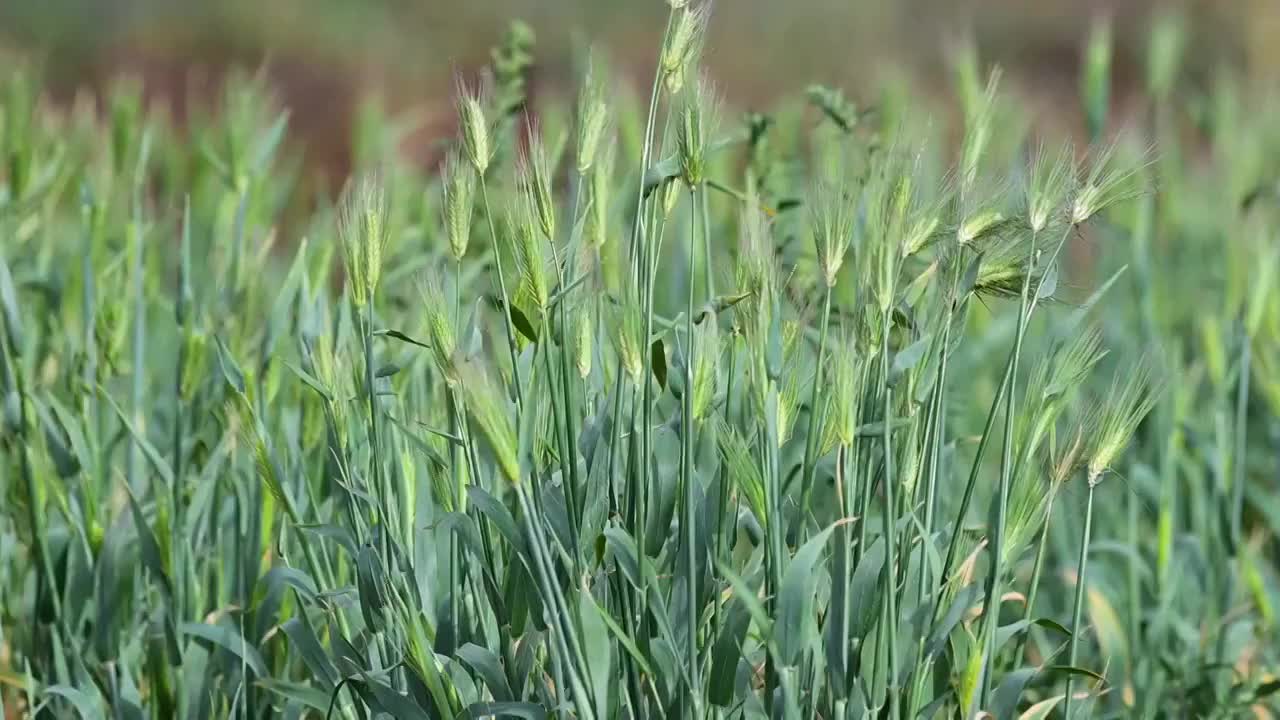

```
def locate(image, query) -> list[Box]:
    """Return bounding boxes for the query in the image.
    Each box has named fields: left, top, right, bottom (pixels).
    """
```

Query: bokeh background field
left=4, top=0, right=1279, bottom=180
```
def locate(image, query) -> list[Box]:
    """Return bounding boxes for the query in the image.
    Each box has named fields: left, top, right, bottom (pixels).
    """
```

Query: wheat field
left=1, top=5, right=1279, bottom=719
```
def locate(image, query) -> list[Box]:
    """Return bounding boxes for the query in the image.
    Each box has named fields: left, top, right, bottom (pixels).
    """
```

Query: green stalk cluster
left=1, top=8, right=1277, bottom=720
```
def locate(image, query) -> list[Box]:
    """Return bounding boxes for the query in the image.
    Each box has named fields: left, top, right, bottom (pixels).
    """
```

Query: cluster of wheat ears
left=2, top=2, right=1280, bottom=719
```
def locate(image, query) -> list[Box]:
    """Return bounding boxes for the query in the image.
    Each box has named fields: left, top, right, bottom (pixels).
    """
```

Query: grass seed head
left=1051, top=422, right=1089, bottom=486
left=587, top=143, right=614, bottom=248
left=1026, top=142, right=1075, bottom=233
left=456, top=78, right=492, bottom=175
left=1004, top=465, right=1050, bottom=566
left=716, top=418, right=767, bottom=527
left=904, top=214, right=942, bottom=257
left=458, top=361, right=521, bottom=485
left=677, top=78, right=717, bottom=188
left=957, top=208, right=1007, bottom=246
left=575, top=69, right=610, bottom=175
left=509, top=193, right=551, bottom=314
left=309, top=330, right=353, bottom=439
left=417, top=270, right=459, bottom=384
left=520, top=123, right=557, bottom=241
left=573, top=304, right=593, bottom=379
left=662, top=3, right=710, bottom=93
left=691, top=319, right=720, bottom=420
left=819, top=336, right=862, bottom=455
left=972, top=230, right=1055, bottom=299
left=862, top=159, right=911, bottom=312
left=735, top=198, right=777, bottom=345
left=660, top=177, right=682, bottom=217
left=773, top=347, right=806, bottom=446
left=1086, top=359, right=1163, bottom=484
left=442, top=151, right=475, bottom=262
left=609, top=289, right=646, bottom=382
left=1072, top=141, right=1148, bottom=224
left=1018, top=327, right=1106, bottom=459
left=811, top=179, right=856, bottom=288
left=179, top=330, right=209, bottom=401
left=1044, top=326, right=1107, bottom=401
left=960, top=68, right=1002, bottom=192
left=338, top=174, right=390, bottom=308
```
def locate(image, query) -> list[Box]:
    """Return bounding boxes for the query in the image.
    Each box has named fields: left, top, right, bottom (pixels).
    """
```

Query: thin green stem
left=479, top=177, right=525, bottom=410
left=1065, top=481, right=1097, bottom=719
left=800, top=285, right=833, bottom=517
left=700, top=177, right=714, bottom=299
left=628, top=11, right=676, bottom=277
left=917, top=278, right=955, bottom=607
left=450, top=259, right=465, bottom=644
left=540, top=311, right=583, bottom=569
left=517, top=483, right=595, bottom=719
left=682, top=185, right=703, bottom=718
left=880, top=308, right=901, bottom=719
left=172, top=196, right=192, bottom=630
left=557, top=173, right=586, bottom=570
left=906, top=254, right=964, bottom=720
left=1231, top=327, right=1251, bottom=552
left=854, top=360, right=874, bottom=566
left=833, top=444, right=853, bottom=694
left=713, top=333, right=739, bottom=566
left=1016, top=488, right=1057, bottom=661
left=979, top=232, right=1038, bottom=706
left=935, top=223, right=1072, bottom=608
left=362, top=298, right=391, bottom=562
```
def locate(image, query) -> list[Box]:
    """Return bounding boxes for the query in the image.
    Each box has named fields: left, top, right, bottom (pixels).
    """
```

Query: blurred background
left=2, top=0, right=1277, bottom=181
